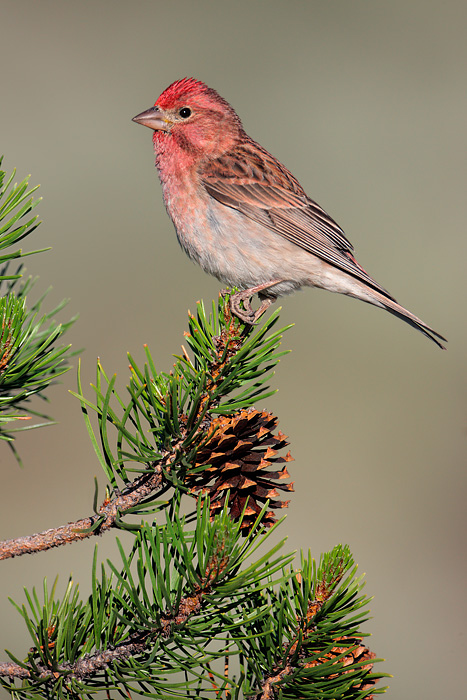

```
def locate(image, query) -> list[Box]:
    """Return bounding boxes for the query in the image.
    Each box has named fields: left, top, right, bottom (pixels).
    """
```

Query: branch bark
left=0, top=587, right=205, bottom=682
left=0, top=464, right=164, bottom=560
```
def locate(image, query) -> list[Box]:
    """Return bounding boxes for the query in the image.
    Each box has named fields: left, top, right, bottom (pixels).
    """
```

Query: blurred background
left=1, top=1, right=466, bottom=698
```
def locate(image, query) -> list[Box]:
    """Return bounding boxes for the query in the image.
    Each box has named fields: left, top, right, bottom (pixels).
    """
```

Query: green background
left=1, top=2, right=466, bottom=698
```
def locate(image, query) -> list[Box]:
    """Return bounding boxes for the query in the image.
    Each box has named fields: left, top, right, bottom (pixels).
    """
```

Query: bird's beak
left=132, top=106, right=171, bottom=131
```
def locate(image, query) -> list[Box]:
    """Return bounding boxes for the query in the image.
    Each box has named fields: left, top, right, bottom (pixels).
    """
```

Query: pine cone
left=304, top=637, right=377, bottom=698
left=186, top=408, right=294, bottom=533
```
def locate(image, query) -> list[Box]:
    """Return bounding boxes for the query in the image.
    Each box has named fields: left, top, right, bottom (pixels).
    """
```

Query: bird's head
left=133, top=78, right=244, bottom=158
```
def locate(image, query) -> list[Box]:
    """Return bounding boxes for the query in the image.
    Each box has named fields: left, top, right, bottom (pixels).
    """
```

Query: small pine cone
left=304, top=636, right=377, bottom=698
left=186, top=408, right=294, bottom=533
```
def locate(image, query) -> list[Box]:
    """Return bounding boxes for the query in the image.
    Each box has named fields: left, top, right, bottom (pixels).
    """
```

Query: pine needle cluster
left=0, top=158, right=76, bottom=459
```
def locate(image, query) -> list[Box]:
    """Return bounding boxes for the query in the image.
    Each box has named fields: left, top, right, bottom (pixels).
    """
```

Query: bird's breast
left=158, top=177, right=312, bottom=295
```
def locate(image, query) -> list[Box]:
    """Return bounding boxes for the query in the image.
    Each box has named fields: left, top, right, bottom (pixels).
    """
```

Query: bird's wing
left=200, top=139, right=396, bottom=301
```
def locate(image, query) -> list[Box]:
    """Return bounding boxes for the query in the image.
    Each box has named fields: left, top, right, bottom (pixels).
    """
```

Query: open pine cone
left=304, top=637, right=377, bottom=698
left=186, top=408, right=294, bottom=533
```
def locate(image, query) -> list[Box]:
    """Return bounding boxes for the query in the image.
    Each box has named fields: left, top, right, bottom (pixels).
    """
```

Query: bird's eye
left=179, top=107, right=192, bottom=119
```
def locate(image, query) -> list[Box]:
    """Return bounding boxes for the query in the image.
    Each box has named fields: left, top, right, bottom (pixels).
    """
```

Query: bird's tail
left=355, top=287, right=447, bottom=349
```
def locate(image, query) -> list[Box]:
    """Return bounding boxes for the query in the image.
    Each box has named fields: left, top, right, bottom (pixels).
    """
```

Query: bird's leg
left=229, top=279, right=284, bottom=324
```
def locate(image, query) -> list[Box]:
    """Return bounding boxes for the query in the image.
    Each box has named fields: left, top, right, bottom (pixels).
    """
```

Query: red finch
left=133, top=78, right=446, bottom=348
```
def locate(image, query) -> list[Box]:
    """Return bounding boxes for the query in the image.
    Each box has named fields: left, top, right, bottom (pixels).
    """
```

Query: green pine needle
left=0, top=160, right=77, bottom=456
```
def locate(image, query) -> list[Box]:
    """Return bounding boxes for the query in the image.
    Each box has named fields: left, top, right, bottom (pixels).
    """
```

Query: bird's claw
left=230, top=292, right=257, bottom=324
left=230, top=291, right=273, bottom=325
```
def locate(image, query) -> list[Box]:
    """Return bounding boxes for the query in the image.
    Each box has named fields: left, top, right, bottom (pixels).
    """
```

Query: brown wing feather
left=201, top=138, right=396, bottom=302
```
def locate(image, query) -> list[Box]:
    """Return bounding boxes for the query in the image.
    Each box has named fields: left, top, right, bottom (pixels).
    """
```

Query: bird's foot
left=230, top=294, right=272, bottom=324
left=228, top=280, right=283, bottom=325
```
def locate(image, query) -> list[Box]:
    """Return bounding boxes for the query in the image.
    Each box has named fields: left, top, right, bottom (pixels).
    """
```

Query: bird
left=132, top=77, right=446, bottom=349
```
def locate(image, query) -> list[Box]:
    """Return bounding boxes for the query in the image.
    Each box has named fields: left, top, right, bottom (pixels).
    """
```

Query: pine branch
left=0, top=508, right=295, bottom=698
left=0, top=293, right=387, bottom=699
left=0, top=159, right=76, bottom=455
left=0, top=587, right=205, bottom=682
left=0, top=463, right=164, bottom=560
left=255, top=548, right=379, bottom=699
left=1, top=526, right=385, bottom=700
left=1, top=298, right=293, bottom=558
